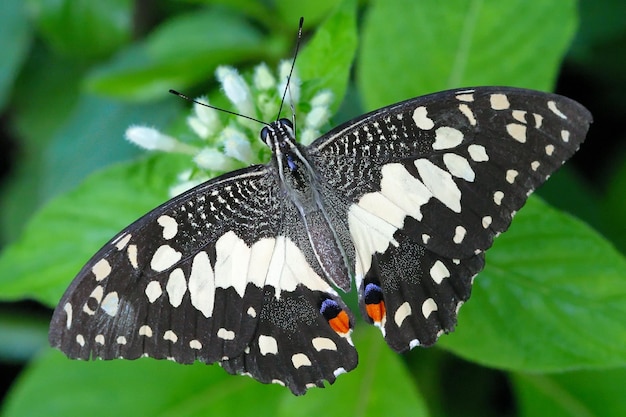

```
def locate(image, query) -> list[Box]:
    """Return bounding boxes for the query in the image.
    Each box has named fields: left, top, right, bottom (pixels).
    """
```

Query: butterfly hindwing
left=310, top=87, right=592, bottom=351
left=49, top=164, right=357, bottom=394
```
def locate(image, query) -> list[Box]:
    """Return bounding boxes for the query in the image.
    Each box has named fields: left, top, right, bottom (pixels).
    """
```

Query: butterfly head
left=260, top=118, right=295, bottom=150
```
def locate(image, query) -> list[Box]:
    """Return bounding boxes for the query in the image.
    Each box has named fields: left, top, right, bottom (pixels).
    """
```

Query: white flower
left=253, top=63, right=276, bottom=91
left=187, top=97, right=221, bottom=139
left=193, top=148, right=238, bottom=171
left=222, top=126, right=254, bottom=163
left=216, top=66, right=256, bottom=121
left=125, top=126, right=197, bottom=154
left=277, top=60, right=300, bottom=108
left=124, top=61, right=335, bottom=194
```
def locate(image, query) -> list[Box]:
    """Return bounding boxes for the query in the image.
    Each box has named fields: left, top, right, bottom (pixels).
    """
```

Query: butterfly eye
left=278, top=118, right=293, bottom=130
left=260, top=126, right=271, bottom=143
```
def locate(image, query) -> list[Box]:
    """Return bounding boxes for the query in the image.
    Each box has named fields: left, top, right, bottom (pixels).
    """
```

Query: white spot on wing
left=430, top=261, right=450, bottom=284
left=127, top=244, right=138, bottom=269
left=468, top=144, right=489, bottom=162
left=506, top=123, right=527, bottom=143
left=76, top=334, right=85, bottom=347
left=531, top=161, right=540, bottom=171
left=101, top=292, right=119, bottom=316
left=166, top=268, right=187, bottom=307
left=548, top=100, right=567, bottom=119
left=145, top=281, right=162, bottom=303
left=95, top=334, right=105, bottom=345
left=506, top=169, right=519, bottom=184
left=561, top=130, right=570, bottom=142
left=490, top=93, right=510, bottom=110
left=482, top=216, right=492, bottom=228
left=545, top=144, right=555, bottom=155
left=151, top=245, right=182, bottom=272
left=92, top=259, right=111, bottom=281
left=433, top=126, right=464, bottom=150
left=456, top=93, right=474, bottom=102
left=458, top=103, right=476, bottom=125
left=215, top=231, right=250, bottom=297
left=493, top=191, right=504, bottom=205
left=247, top=306, right=257, bottom=317
left=291, top=353, right=312, bottom=369
left=414, top=159, right=462, bottom=213
left=453, top=225, right=466, bottom=244
left=394, top=302, right=412, bottom=327
left=63, top=303, right=73, bottom=330
left=443, top=153, right=475, bottom=182
left=512, top=110, right=527, bottom=123
left=259, top=335, right=278, bottom=355
left=157, top=215, right=178, bottom=240
left=188, top=251, right=215, bottom=318
left=163, top=330, right=178, bottom=343
left=139, top=325, right=153, bottom=337
left=412, top=106, right=434, bottom=130
left=247, top=238, right=275, bottom=288
left=422, top=298, right=438, bottom=318
left=265, top=236, right=330, bottom=296
left=190, top=340, right=202, bottom=349
left=217, top=328, right=235, bottom=340
left=116, top=336, right=127, bottom=345
left=114, top=233, right=131, bottom=250
left=312, top=337, right=338, bottom=352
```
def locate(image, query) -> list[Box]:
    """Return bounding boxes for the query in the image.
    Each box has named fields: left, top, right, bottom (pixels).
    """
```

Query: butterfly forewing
left=309, top=87, right=592, bottom=351
left=50, top=85, right=591, bottom=395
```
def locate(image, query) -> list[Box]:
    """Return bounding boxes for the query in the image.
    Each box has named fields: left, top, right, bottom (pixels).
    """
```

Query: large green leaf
left=85, top=8, right=266, bottom=101
left=0, top=0, right=32, bottom=110
left=0, top=154, right=189, bottom=306
left=513, top=369, right=626, bottom=417
left=26, top=0, right=133, bottom=59
left=298, top=0, right=358, bottom=113
left=358, top=0, right=578, bottom=108
left=440, top=197, right=626, bottom=371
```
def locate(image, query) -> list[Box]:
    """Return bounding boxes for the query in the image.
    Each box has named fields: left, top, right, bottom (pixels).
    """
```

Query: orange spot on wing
left=329, top=310, right=350, bottom=334
left=366, top=301, right=386, bottom=323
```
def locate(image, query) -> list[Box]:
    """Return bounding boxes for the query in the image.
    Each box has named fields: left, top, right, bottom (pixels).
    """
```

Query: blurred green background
left=0, top=0, right=625, bottom=416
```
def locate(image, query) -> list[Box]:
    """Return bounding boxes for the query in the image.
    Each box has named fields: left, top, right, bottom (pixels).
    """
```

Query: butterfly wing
left=49, top=164, right=357, bottom=395
left=308, top=87, right=592, bottom=351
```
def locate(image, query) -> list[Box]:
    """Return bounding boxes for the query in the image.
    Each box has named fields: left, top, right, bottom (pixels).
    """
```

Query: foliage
left=1, top=0, right=625, bottom=416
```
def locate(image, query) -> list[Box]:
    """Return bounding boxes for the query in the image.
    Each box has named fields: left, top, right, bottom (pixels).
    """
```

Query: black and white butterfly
left=49, top=84, right=591, bottom=395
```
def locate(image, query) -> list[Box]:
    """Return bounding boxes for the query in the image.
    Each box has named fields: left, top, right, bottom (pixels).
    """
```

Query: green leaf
left=358, top=0, right=578, bottom=109
left=440, top=197, right=626, bottom=371
left=1, top=350, right=285, bottom=417
left=0, top=93, right=180, bottom=243
left=40, top=95, right=181, bottom=201
left=85, top=9, right=267, bottom=101
left=513, top=369, right=626, bottom=417
left=26, top=0, right=133, bottom=59
left=0, top=0, right=32, bottom=110
left=298, top=0, right=358, bottom=112
left=602, top=154, right=626, bottom=253
left=275, top=0, right=338, bottom=28
left=0, top=153, right=190, bottom=306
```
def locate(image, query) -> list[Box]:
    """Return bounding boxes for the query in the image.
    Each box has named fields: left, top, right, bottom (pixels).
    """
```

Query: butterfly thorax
left=261, top=119, right=352, bottom=292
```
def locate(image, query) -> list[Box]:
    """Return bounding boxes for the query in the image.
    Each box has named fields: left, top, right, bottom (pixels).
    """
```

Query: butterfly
left=49, top=84, right=591, bottom=395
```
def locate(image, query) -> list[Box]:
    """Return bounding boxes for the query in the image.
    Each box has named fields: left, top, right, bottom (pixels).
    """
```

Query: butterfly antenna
left=169, top=89, right=269, bottom=126
left=277, top=16, right=304, bottom=121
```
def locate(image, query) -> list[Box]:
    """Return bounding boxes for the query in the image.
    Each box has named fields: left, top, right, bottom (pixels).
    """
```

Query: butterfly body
left=50, top=86, right=592, bottom=395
